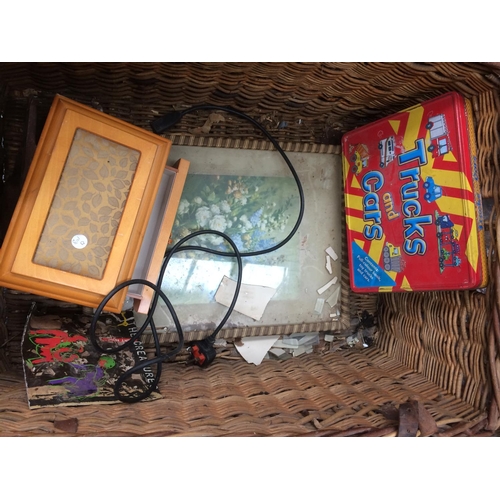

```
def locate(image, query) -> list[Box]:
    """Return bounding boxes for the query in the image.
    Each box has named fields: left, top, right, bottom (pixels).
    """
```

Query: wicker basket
left=1, top=62, right=499, bottom=436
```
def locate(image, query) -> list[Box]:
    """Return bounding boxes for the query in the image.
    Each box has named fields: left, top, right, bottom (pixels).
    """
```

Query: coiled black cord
left=151, top=105, right=305, bottom=258
left=90, top=229, right=242, bottom=402
left=90, top=105, right=304, bottom=403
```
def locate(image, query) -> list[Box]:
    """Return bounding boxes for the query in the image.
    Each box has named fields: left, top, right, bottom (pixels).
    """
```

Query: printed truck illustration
left=378, top=136, right=396, bottom=168
left=351, top=143, right=369, bottom=174
left=435, top=213, right=453, bottom=229
left=426, top=114, right=451, bottom=157
left=435, top=211, right=461, bottom=271
left=423, top=176, right=443, bottom=202
left=382, top=242, right=404, bottom=272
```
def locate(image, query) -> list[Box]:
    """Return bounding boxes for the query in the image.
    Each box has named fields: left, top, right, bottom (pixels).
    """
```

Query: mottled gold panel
left=33, top=129, right=139, bottom=279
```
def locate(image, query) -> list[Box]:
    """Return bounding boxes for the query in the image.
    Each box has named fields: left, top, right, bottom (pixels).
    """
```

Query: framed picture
left=0, top=95, right=181, bottom=312
left=137, top=144, right=343, bottom=339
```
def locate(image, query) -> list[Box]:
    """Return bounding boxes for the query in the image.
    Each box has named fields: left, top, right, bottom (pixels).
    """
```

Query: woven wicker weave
left=1, top=62, right=499, bottom=436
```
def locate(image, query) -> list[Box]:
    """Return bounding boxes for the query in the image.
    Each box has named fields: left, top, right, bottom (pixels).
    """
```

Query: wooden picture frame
left=128, top=158, right=190, bottom=314
left=0, top=94, right=180, bottom=312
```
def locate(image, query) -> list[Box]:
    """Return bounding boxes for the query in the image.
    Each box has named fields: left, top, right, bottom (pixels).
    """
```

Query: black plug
left=151, top=111, right=184, bottom=134
left=189, top=338, right=216, bottom=368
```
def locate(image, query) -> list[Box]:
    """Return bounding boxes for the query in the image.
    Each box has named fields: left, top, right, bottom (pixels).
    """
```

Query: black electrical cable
left=90, top=105, right=304, bottom=403
left=90, top=229, right=242, bottom=402
left=151, top=105, right=305, bottom=258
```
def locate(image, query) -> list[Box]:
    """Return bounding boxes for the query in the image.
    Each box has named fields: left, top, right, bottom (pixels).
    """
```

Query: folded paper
left=215, top=276, right=277, bottom=321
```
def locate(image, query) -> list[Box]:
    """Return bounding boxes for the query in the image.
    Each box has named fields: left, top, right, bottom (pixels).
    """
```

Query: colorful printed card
left=22, top=310, right=161, bottom=408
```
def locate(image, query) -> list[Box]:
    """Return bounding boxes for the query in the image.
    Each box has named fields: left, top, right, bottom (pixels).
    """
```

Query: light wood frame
left=128, top=158, right=190, bottom=314
left=0, top=95, right=174, bottom=312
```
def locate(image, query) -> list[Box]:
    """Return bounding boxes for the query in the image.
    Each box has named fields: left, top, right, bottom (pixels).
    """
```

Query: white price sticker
left=71, top=234, right=88, bottom=249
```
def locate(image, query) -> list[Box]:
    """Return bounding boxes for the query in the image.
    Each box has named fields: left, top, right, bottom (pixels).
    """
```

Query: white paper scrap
left=317, top=276, right=338, bottom=295
left=314, top=298, right=325, bottom=314
left=326, top=255, right=332, bottom=274
left=326, top=284, right=341, bottom=307
left=215, top=276, right=277, bottom=321
left=326, top=246, right=338, bottom=261
left=235, top=335, right=280, bottom=365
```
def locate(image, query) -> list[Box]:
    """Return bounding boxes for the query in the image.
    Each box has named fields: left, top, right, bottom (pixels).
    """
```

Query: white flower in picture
left=209, top=214, right=228, bottom=232
left=178, top=199, right=190, bottom=215
left=195, top=206, right=212, bottom=227
left=220, top=200, right=231, bottom=213
left=239, top=214, right=253, bottom=231
left=209, top=235, right=224, bottom=246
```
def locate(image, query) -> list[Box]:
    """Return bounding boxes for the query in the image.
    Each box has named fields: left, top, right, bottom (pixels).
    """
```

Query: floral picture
left=169, top=174, right=299, bottom=259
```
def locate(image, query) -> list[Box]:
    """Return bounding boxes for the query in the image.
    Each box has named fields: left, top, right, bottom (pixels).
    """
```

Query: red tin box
left=342, top=91, right=487, bottom=293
